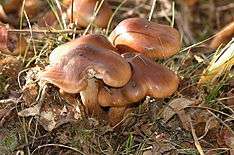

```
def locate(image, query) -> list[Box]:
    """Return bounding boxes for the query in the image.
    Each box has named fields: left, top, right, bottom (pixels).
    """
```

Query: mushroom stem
left=80, top=78, right=104, bottom=118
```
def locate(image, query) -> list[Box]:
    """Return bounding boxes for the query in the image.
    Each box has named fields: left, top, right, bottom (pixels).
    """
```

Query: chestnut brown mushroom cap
left=22, top=0, right=44, bottom=20
left=210, top=21, right=234, bottom=49
left=1, top=0, right=22, bottom=14
left=41, top=44, right=131, bottom=117
left=49, top=34, right=116, bottom=65
left=41, top=35, right=131, bottom=117
left=0, top=24, right=27, bottom=56
left=98, top=53, right=179, bottom=107
left=41, top=44, right=131, bottom=93
left=67, top=0, right=113, bottom=28
left=109, top=18, right=181, bottom=58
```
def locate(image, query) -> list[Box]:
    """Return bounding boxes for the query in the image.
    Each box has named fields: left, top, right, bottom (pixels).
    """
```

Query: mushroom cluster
left=40, top=18, right=181, bottom=126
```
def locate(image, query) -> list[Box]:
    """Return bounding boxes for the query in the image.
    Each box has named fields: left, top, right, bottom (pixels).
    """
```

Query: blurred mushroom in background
left=0, top=23, right=27, bottom=56
left=210, top=21, right=234, bottom=49
left=67, top=0, right=113, bottom=28
left=0, top=0, right=45, bottom=27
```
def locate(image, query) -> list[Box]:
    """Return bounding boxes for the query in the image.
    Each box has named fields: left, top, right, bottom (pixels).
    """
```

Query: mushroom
left=109, top=18, right=181, bottom=58
left=40, top=35, right=132, bottom=118
left=0, top=0, right=45, bottom=26
left=49, top=34, right=117, bottom=64
left=1, top=0, right=22, bottom=14
left=21, top=0, right=44, bottom=20
left=66, top=0, right=113, bottom=28
left=62, top=0, right=72, bottom=8
left=98, top=53, right=179, bottom=107
left=210, top=21, right=234, bottom=49
left=0, top=0, right=21, bottom=26
left=0, top=24, right=27, bottom=56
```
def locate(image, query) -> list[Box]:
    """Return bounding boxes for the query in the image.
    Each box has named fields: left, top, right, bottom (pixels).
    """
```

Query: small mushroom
left=109, top=18, right=181, bottom=58
left=98, top=53, right=179, bottom=107
left=37, top=10, right=58, bottom=28
left=67, top=0, right=113, bottom=28
left=1, top=0, right=22, bottom=14
left=0, top=0, right=21, bottom=26
left=210, top=21, right=234, bottom=49
left=62, top=0, right=72, bottom=8
left=40, top=36, right=131, bottom=118
left=0, top=0, right=45, bottom=26
left=0, top=24, right=27, bottom=56
left=21, top=0, right=44, bottom=20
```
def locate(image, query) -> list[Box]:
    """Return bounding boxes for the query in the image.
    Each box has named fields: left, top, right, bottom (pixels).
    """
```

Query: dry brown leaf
left=217, top=128, right=234, bottom=152
left=18, top=104, right=41, bottom=117
left=17, top=67, right=84, bottom=131
left=191, top=110, right=219, bottom=138
left=0, top=104, right=15, bottom=127
left=162, top=98, right=195, bottom=130
left=18, top=102, right=82, bottom=131
left=142, top=143, right=177, bottom=155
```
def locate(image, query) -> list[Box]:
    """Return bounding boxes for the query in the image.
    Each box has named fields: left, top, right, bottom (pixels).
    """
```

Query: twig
left=54, top=0, right=67, bottom=29
left=189, top=118, right=205, bottom=155
left=31, top=143, right=86, bottom=155
left=148, top=0, right=157, bottom=21
left=71, top=0, right=74, bottom=23
left=171, top=1, right=175, bottom=27
left=207, top=110, right=234, bottom=135
left=0, top=98, right=20, bottom=104
left=188, top=106, right=234, bottom=120
left=7, top=29, right=83, bottom=34
left=179, top=35, right=216, bottom=53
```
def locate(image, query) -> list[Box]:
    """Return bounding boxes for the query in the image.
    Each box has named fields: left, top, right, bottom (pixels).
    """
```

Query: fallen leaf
left=162, top=98, right=195, bottom=130
left=18, top=104, right=41, bottom=117
left=217, top=128, right=234, bottom=151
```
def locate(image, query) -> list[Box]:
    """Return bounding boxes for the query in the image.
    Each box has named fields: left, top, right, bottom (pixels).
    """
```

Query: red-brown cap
left=37, top=11, right=58, bottom=27
left=67, top=0, right=113, bottom=28
left=49, top=34, right=117, bottom=65
left=22, top=0, right=44, bottom=20
left=109, top=18, right=181, bottom=58
left=1, top=0, right=22, bottom=14
left=0, top=24, right=27, bottom=56
left=98, top=53, right=179, bottom=107
left=40, top=38, right=131, bottom=94
left=210, top=21, right=234, bottom=49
